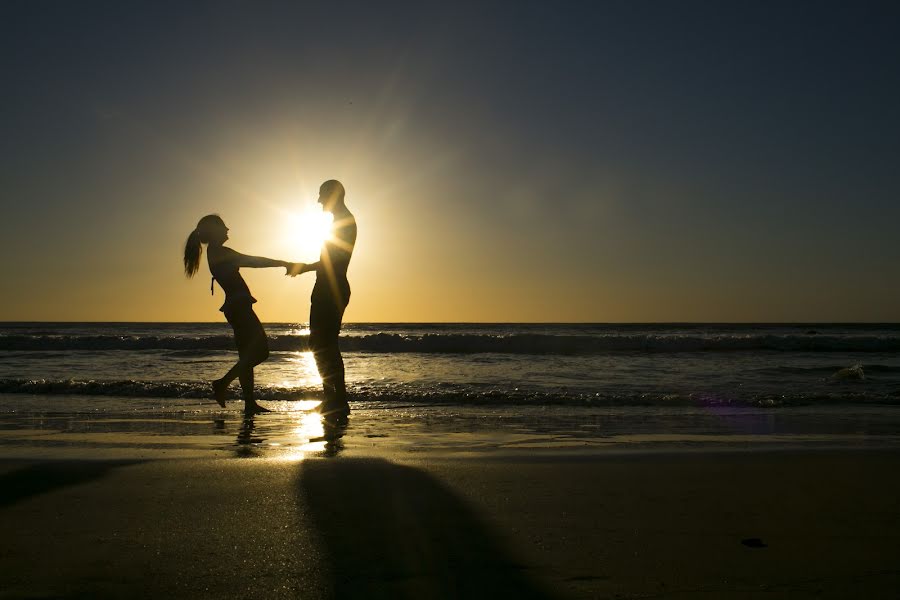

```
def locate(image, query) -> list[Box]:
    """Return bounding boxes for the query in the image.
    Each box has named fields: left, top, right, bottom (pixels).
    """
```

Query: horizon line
left=2, top=320, right=899, bottom=326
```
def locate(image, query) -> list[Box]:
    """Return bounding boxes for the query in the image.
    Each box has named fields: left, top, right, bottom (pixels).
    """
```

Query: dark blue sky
left=2, top=1, right=899, bottom=321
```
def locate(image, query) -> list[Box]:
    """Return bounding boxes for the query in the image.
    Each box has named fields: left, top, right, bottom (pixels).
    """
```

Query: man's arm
left=288, top=261, right=318, bottom=276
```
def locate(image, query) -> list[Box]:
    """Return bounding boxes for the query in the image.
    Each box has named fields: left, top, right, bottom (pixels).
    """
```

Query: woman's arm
left=236, top=254, right=289, bottom=269
left=219, top=247, right=291, bottom=270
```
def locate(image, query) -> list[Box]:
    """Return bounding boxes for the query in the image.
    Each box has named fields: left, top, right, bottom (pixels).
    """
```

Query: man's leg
left=310, top=299, right=348, bottom=415
left=311, top=334, right=344, bottom=406
left=320, top=334, right=346, bottom=407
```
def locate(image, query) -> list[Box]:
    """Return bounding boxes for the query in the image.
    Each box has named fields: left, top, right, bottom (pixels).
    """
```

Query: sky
left=2, top=1, right=899, bottom=322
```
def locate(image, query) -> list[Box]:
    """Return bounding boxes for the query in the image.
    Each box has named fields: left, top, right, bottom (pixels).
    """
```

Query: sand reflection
left=229, top=407, right=346, bottom=459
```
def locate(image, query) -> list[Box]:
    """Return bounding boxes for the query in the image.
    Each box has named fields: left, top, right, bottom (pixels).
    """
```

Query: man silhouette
left=293, top=180, right=357, bottom=418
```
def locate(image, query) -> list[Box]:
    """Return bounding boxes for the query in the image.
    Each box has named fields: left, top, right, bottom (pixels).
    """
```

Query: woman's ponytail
left=184, top=214, right=224, bottom=278
left=184, top=229, right=202, bottom=278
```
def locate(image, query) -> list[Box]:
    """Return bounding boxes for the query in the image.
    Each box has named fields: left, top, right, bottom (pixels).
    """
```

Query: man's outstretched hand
left=286, top=262, right=307, bottom=277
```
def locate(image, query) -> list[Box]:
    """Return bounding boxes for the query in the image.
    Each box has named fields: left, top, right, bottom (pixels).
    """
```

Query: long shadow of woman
left=298, top=458, right=553, bottom=599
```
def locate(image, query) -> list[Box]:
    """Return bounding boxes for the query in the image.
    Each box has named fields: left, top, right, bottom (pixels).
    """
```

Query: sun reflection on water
left=282, top=351, right=322, bottom=387
left=278, top=410, right=328, bottom=460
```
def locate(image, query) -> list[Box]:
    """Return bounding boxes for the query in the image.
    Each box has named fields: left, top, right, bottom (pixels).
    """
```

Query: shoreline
left=3, top=399, right=900, bottom=461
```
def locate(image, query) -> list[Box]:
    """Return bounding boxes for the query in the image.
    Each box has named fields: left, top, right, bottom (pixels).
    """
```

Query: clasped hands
left=284, top=262, right=308, bottom=277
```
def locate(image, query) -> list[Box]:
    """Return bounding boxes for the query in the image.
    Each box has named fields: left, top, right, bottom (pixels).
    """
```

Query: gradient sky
left=2, top=1, right=899, bottom=322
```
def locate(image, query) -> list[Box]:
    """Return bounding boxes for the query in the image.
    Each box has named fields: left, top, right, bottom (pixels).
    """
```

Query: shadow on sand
left=299, top=458, right=552, bottom=599
left=0, top=460, right=142, bottom=508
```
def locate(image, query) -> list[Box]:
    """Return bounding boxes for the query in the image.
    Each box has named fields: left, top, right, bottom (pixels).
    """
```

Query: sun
left=282, top=206, right=333, bottom=260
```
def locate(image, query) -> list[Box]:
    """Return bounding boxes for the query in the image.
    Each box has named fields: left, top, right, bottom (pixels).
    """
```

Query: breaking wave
left=3, top=333, right=900, bottom=354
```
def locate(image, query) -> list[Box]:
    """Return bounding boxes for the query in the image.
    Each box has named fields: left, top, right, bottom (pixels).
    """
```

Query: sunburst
left=282, top=206, right=333, bottom=259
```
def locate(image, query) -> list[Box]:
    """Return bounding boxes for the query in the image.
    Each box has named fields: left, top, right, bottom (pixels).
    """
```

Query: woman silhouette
left=184, top=214, right=299, bottom=413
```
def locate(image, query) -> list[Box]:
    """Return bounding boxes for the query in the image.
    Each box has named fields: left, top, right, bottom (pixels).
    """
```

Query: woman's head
left=195, top=215, right=228, bottom=244
left=184, top=214, right=228, bottom=278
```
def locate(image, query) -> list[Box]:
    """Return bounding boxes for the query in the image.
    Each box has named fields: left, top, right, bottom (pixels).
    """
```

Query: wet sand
left=2, top=446, right=900, bottom=598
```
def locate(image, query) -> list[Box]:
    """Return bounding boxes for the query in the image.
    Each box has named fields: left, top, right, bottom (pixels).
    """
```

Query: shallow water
left=3, top=397, right=900, bottom=461
left=3, top=322, right=900, bottom=458
left=2, top=322, right=900, bottom=408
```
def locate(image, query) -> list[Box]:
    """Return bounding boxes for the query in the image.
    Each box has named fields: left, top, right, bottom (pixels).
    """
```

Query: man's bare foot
left=322, top=410, right=349, bottom=426
left=244, top=403, right=271, bottom=415
left=212, top=379, right=228, bottom=408
left=318, top=400, right=350, bottom=419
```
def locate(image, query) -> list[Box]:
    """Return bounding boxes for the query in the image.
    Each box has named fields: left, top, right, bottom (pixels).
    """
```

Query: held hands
left=285, top=262, right=307, bottom=277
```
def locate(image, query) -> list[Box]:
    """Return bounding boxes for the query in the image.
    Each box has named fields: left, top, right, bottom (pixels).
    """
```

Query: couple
left=183, top=180, right=357, bottom=418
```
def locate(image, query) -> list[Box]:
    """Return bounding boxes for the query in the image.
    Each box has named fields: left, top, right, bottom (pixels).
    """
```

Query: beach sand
left=2, top=450, right=899, bottom=598
left=1, top=405, right=899, bottom=598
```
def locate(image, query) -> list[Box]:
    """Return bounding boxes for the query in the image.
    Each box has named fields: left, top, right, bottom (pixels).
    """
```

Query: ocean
left=2, top=322, right=900, bottom=455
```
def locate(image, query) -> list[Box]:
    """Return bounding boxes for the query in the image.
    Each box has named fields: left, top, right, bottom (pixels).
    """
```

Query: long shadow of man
left=298, top=458, right=553, bottom=599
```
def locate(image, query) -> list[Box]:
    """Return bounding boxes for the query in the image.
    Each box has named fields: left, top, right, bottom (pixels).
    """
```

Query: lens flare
left=282, top=206, right=333, bottom=259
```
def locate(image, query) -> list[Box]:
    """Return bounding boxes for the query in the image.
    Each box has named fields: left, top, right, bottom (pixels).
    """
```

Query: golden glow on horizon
left=282, top=206, right=333, bottom=260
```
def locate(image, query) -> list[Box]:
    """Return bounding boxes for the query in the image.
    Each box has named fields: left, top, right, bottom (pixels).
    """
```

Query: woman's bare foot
left=244, top=403, right=271, bottom=415
left=212, top=379, right=228, bottom=408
